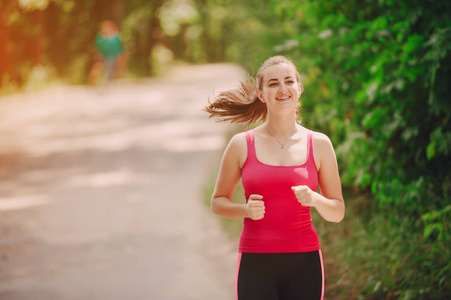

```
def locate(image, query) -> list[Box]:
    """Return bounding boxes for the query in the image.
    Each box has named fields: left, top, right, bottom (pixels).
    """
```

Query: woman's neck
left=101, top=32, right=118, bottom=39
left=265, top=115, right=298, bottom=136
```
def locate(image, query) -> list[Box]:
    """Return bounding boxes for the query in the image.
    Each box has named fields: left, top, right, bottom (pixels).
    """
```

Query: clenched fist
left=291, top=185, right=315, bottom=207
left=245, top=194, right=265, bottom=220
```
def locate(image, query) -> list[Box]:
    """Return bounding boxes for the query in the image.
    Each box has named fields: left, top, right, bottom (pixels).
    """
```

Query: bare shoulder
left=310, top=130, right=337, bottom=170
left=228, top=131, right=247, bottom=149
left=311, top=131, right=334, bottom=148
left=224, top=131, right=248, bottom=167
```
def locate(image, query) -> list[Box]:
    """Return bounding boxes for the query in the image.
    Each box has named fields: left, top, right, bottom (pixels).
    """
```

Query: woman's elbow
left=332, top=206, right=345, bottom=223
left=331, top=213, right=345, bottom=223
left=210, top=197, right=221, bottom=215
left=324, top=203, right=345, bottom=223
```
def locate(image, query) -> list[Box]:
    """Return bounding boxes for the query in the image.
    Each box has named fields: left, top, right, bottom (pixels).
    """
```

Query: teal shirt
left=95, top=34, right=123, bottom=57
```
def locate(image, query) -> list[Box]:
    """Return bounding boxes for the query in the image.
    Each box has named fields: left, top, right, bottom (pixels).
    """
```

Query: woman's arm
left=211, top=133, right=265, bottom=220
left=292, top=132, right=345, bottom=223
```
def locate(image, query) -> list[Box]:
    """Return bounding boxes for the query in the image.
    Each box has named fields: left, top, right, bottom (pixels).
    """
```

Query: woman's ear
left=298, top=81, right=304, bottom=93
left=257, top=90, right=266, bottom=103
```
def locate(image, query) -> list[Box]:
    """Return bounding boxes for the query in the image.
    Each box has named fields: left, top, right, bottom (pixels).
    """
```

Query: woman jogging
left=205, top=55, right=345, bottom=300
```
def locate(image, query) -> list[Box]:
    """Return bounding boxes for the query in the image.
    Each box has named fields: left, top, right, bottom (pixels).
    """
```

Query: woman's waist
left=241, top=221, right=316, bottom=238
left=244, top=205, right=312, bottom=225
left=239, top=225, right=320, bottom=253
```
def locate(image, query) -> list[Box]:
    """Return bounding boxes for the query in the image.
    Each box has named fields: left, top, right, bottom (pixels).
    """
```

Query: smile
left=276, top=96, right=290, bottom=101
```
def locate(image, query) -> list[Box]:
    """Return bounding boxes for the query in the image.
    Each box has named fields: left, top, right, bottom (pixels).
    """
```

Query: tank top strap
left=245, top=129, right=257, bottom=160
left=307, top=130, right=315, bottom=162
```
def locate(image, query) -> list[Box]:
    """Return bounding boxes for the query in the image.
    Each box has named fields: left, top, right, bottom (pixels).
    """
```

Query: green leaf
left=423, top=224, right=435, bottom=239
left=426, top=142, right=436, bottom=160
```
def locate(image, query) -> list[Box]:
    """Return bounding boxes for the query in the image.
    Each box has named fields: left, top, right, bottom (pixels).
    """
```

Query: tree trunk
left=29, top=10, right=44, bottom=66
left=0, top=3, right=11, bottom=87
left=110, top=0, right=124, bottom=27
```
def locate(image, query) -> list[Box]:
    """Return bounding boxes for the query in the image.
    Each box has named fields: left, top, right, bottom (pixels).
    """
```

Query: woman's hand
left=291, top=186, right=316, bottom=207
left=245, top=194, right=265, bottom=220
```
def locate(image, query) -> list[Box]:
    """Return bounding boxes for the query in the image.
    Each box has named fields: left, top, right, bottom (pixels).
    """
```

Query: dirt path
left=0, top=64, right=245, bottom=300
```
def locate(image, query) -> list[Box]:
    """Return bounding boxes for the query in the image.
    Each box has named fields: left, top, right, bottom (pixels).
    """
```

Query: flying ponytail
left=205, top=77, right=267, bottom=127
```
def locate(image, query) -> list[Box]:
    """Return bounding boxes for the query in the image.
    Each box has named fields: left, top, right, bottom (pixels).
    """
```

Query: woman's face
left=101, top=22, right=116, bottom=36
left=257, top=63, right=302, bottom=115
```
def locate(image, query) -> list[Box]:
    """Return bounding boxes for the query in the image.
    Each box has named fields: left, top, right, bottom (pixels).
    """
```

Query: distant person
left=94, top=20, right=124, bottom=83
left=205, top=55, right=345, bottom=299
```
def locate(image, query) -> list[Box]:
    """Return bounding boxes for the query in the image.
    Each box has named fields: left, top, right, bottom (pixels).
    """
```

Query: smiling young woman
left=205, top=55, right=344, bottom=300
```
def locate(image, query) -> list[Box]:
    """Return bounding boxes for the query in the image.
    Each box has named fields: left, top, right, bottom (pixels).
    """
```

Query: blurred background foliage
left=1, top=0, right=450, bottom=298
left=0, top=0, right=274, bottom=88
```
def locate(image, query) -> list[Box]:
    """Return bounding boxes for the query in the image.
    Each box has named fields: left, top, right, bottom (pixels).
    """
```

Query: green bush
left=261, top=0, right=451, bottom=298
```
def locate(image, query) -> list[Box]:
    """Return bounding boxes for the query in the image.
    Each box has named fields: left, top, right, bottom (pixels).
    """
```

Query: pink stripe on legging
left=319, top=249, right=325, bottom=300
left=236, top=253, right=242, bottom=300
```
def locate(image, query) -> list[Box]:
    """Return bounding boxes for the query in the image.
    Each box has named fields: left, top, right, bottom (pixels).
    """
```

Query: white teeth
left=277, top=96, right=290, bottom=100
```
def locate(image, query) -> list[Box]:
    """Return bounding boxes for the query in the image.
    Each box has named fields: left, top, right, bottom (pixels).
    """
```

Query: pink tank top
left=239, top=129, right=320, bottom=253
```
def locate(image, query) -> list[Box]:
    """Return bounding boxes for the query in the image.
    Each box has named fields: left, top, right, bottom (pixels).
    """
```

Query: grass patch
left=314, top=188, right=451, bottom=299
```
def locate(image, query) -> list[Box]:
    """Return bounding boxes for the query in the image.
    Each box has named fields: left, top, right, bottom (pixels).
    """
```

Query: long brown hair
left=205, top=55, right=303, bottom=127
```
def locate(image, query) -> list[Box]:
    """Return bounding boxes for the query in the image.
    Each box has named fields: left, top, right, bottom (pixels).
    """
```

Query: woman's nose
left=279, top=83, right=287, bottom=93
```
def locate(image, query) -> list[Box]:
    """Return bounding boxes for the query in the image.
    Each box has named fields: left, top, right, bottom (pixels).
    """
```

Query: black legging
left=236, top=251, right=324, bottom=300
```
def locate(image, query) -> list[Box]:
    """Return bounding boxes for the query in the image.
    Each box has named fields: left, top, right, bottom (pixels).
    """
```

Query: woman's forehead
left=262, top=63, right=297, bottom=80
